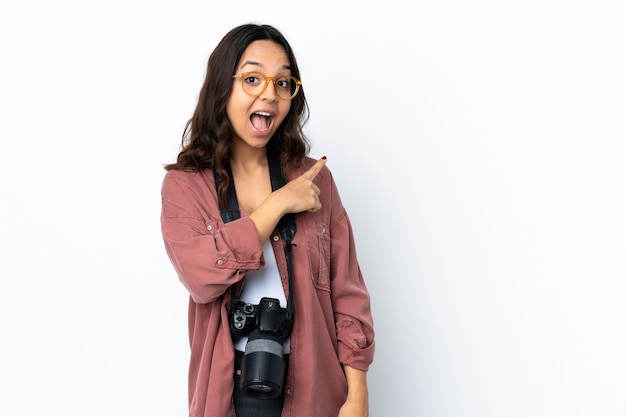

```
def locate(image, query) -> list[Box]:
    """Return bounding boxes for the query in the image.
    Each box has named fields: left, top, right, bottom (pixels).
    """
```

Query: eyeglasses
left=232, top=72, right=302, bottom=100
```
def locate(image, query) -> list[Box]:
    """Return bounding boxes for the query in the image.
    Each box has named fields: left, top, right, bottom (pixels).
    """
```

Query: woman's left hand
left=338, top=397, right=368, bottom=417
left=338, top=365, right=369, bottom=417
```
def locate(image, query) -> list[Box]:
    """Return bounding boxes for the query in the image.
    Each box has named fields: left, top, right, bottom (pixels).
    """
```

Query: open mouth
left=250, top=111, right=272, bottom=131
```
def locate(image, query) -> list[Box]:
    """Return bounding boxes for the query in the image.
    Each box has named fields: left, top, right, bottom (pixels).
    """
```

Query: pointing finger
left=304, top=156, right=327, bottom=180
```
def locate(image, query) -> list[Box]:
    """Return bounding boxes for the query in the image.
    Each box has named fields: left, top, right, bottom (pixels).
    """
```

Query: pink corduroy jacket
left=161, top=157, right=375, bottom=417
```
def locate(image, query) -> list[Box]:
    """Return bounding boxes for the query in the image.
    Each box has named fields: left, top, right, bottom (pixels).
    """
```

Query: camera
left=230, top=297, right=293, bottom=399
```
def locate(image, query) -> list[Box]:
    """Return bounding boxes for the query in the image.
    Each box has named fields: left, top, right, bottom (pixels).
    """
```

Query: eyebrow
left=239, top=60, right=292, bottom=72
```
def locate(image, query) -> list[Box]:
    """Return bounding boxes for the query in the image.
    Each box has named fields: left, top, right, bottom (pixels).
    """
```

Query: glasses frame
left=232, top=72, right=302, bottom=100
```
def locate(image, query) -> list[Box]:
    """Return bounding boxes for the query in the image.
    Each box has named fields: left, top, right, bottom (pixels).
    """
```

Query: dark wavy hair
left=164, top=23, right=310, bottom=207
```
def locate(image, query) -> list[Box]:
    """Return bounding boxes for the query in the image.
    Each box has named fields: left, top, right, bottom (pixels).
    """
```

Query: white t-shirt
left=233, top=239, right=291, bottom=353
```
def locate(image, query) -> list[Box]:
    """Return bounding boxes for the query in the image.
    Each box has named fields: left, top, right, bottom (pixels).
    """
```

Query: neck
left=230, top=144, right=268, bottom=172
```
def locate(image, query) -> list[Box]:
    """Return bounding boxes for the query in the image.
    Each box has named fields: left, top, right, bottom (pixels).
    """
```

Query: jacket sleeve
left=327, top=173, right=375, bottom=371
left=160, top=170, right=263, bottom=304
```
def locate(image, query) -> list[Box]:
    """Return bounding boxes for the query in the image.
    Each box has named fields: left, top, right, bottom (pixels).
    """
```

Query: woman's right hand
left=277, top=156, right=327, bottom=214
left=249, top=157, right=327, bottom=243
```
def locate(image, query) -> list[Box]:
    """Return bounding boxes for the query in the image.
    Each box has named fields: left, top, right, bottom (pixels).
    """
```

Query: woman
left=161, top=23, right=375, bottom=417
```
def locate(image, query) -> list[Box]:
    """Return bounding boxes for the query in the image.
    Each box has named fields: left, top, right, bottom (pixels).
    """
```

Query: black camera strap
left=213, top=152, right=296, bottom=334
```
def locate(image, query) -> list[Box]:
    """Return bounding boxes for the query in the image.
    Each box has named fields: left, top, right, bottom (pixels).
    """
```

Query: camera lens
left=247, top=383, right=273, bottom=394
left=240, top=330, right=285, bottom=399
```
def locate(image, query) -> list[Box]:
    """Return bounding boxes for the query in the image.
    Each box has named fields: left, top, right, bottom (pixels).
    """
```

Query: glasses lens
left=241, top=73, right=265, bottom=96
left=274, top=76, right=299, bottom=99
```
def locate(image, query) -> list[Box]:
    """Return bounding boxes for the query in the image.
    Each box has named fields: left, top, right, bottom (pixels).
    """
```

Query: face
left=227, top=40, right=293, bottom=152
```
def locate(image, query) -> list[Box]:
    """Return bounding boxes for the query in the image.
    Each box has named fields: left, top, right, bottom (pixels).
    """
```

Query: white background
left=1, top=1, right=625, bottom=416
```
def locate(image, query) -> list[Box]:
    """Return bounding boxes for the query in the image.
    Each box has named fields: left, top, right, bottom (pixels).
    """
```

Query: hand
left=248, top=157, right=327, bottom=244
left=338, top=365, right=369, bottom=417
left=277, top=156, right=327, bottom=214
left=337, top=396, right=368, bottom=417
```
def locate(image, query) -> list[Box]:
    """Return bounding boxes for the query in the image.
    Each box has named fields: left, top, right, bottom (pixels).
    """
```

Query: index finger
left=304, top=156, right=327, bottom=180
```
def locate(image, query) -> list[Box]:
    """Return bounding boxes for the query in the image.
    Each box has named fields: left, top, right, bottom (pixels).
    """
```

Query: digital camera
left=230, top=297, right=292, bottom=398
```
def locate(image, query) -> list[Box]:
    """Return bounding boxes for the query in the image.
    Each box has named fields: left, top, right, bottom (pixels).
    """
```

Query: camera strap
left=213, top=152, right=296, bottom=334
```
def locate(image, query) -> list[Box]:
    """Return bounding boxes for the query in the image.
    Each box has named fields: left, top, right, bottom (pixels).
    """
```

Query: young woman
left=161, top=23, right=375, bottom=417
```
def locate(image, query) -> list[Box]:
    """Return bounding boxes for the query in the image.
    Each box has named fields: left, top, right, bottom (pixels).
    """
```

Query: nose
left=259, top=78, right=278, bottom=101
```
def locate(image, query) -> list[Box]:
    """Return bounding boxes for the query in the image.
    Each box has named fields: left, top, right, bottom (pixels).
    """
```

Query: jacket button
left=207, top=225, right=212, bottom=231
left=217, top=259, right=223, bottom=266
left=273, top=235, right=279, bottom=241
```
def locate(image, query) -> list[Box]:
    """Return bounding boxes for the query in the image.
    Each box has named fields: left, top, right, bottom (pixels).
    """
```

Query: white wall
left=1, top=1, right=625, bottom=416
